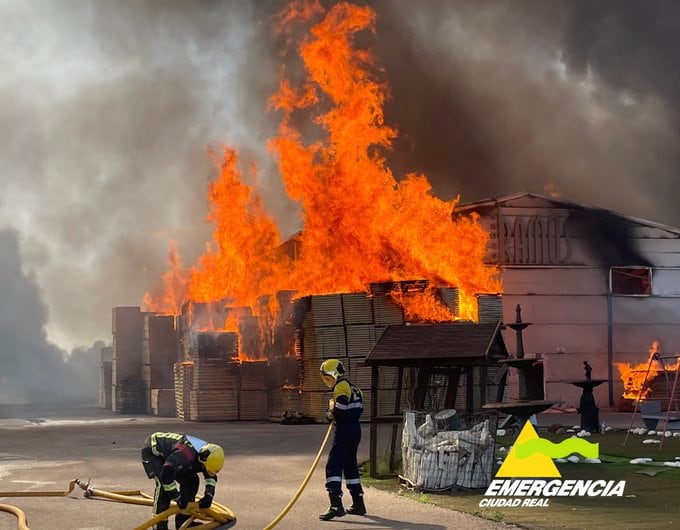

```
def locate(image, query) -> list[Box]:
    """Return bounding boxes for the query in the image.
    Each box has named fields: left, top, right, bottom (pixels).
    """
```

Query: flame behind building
left=143, top=2, right=500, bottom=361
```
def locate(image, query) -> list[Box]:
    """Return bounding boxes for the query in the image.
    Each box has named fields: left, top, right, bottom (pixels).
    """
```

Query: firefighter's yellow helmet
left=198, top=443, right=224, bottom=475
left=320, top=358, right=345, bottom=383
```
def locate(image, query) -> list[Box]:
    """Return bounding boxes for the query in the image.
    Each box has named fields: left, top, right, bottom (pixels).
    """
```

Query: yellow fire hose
left=0, top=479, right=78, bottom=497
left=262, top=421, right=333, bottom=530
left=0, top=479, right=234, bottom=530
left=76, top=480, right=235, bottom=530
left=0, top=480, right=78, bottom=529
left=0, top=422, right=333, bottom=530
left=0, top=504, right=29, bottom=530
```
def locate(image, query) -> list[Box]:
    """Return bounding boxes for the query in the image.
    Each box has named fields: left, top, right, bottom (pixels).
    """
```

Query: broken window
left=610, top=267, right=652, bottom=295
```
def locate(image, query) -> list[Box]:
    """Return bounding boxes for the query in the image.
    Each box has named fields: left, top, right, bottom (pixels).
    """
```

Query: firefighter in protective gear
left=319, top=358, right=367, bottom=520
left=141, top=432, right=224, bottom=530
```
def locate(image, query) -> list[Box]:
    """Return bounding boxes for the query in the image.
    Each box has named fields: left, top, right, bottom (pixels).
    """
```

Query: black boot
left=319, top=494, right=345, bottom=520
left=153, top=521, right=169, bottom=530
left=346, top=493, right=367, bottom=515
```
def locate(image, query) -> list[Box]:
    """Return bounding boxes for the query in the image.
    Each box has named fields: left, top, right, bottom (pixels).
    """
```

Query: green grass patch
left=363, top=429, right=680, bottom=529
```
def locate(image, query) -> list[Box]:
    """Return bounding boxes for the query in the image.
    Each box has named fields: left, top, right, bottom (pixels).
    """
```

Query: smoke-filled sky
left=1, top=0, right=679, bottom=400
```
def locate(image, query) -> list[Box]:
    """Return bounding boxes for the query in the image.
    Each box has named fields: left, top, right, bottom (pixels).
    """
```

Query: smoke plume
left=1, top=0, right=679, bottom=398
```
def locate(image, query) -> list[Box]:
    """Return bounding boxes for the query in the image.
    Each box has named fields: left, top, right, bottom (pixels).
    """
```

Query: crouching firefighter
left=141, top=431, right=224, bottom=530
left=319, top=358, right=367, bottom=520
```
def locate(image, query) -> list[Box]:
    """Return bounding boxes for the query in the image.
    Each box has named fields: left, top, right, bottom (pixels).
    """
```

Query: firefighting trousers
left=325, top=424, right=363, bottom=497
left=152, top=473, right=199, bottom=516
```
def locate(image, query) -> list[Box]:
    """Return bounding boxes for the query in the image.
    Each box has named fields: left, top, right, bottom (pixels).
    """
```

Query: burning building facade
left=457, top=191, right=680, bottom=411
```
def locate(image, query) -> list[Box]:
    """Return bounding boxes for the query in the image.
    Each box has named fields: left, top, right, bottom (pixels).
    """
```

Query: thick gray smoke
left=0, top=0, right=678, bottom=403
left=0, top=1, right=287, bottom=360
left=0, top=228, right=102, bottom=403
left=372, top=0, right=680, bottom=224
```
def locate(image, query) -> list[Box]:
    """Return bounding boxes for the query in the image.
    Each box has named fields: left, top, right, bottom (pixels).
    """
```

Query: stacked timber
left=439, top=287, right=460, bottom=316
left=99, top=346, right=113, bottom=410
left=187, top=331, right=239, bottom=360
left=112, top=307, right=146, bottom=414
left=280, top=387, right=303, bottom=415
left=151, top=389, right=176, bottom=417
left=142, top=315, right=177, bottom=414
left=298, top=294, right=346, bottom=422
left=114, top=380, right=145, bottom=414
left=239, top=361, right=269, bottom=420
left=189, top=359, right=240, bottom=421
left=268, top=356, right=304, bottom=421
left=174, top=361, right=194, bottom=421
left=477, top=294, right=502, bottom=324
left=296, top=289, right=403, bottom=422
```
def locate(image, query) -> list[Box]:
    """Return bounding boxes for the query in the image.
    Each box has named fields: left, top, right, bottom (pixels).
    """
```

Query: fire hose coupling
left=75, top=478, right=94, bottom=497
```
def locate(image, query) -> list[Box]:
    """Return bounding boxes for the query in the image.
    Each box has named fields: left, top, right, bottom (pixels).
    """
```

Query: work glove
left=326, top=410, right=334, bottom=423
left=199, top=492, right=213, bottom=509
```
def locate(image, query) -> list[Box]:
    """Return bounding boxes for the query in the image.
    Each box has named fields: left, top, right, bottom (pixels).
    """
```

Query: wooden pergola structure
left=363, top=321, right=509, bottom=478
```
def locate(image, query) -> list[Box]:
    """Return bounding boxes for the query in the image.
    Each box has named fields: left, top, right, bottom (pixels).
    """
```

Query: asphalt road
left=0, top=406, right=519, bottom=530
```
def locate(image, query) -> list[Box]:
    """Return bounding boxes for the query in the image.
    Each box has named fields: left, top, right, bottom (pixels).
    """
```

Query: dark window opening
left=610, top=267, right=652, bottom=295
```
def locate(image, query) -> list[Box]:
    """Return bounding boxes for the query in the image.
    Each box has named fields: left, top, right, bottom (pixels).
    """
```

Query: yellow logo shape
left=496, top=421, right=561, bottom=477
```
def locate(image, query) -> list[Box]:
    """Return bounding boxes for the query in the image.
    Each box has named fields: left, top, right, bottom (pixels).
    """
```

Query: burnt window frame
left=610, top=266, right=652, bottom=296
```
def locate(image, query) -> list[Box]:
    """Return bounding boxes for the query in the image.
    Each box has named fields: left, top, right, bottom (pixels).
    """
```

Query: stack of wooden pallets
left=112, top=307, right=147, bottom=414
left=142, top=314, right=177, bottom=415
left=151, top=389, right=176, bottom=417
left=173, top=361, right=194, bottom=421
left=189, top=359, right=239, bottom=421
left=239, top=361, right=269, bottom=420
left=297, top=290, right=408, bottom=422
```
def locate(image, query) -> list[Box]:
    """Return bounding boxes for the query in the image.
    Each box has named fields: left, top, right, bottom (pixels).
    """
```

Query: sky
left=1, top=0, right=679, bottom=402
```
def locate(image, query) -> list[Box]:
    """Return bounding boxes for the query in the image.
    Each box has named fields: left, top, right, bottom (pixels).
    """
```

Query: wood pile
left=188, top=359, right=240, bottom=421
left=142, top=314, right=177, bottom=414
left=239, top=361, right=268, bottom=420
left=189, top=389, right=239, bottom=421
left=476, top=294, right=502, bottom=323
left=151, top=389, right=176, bottom=417
left=296, top=291, right=401, bottom=422
left=112, top=380, right=145, bottom=414
left=174, top=361, right=194, bottom=421
left=112, top=307, right=147, bottom=413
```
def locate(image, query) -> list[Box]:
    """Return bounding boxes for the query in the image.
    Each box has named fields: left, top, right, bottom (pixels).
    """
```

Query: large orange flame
left=144, top=1, right=501, bottom=357
left=616, top=341, right=680, bottom=400
left=143, top=240, right=187, bottom=316
left=185, top=147, right=287, bottom=308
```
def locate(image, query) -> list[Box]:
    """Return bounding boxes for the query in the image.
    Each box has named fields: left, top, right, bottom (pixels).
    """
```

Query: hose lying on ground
left=0, top=504, right=29, bottom=530
left=263, top=421, right=334, bottom=530
left=77, top=480, right=235, bottom=530
left=0, top=422, right=332, bottom=530
left=0, top=479, right=235, bottom=530
left=0, top=480, right=79, bottom=530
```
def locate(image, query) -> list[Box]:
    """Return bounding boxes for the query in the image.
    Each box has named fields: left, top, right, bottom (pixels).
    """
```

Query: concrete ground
left=0, top=406, right=523, bottom=530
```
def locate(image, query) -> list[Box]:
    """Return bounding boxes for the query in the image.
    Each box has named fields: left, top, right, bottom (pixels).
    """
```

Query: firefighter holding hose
left=319, top=358, right=367, bottom=520
left=141, top=431, right=224, bottom=530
